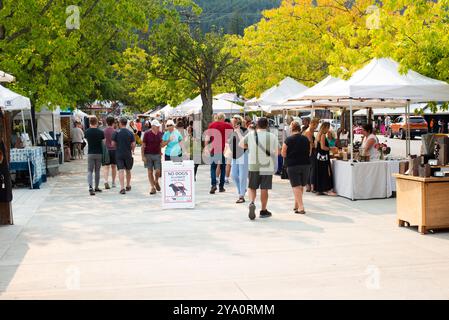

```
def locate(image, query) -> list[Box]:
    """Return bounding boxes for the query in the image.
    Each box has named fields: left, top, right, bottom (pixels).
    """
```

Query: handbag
left=281, top=163, right=289, bottom=180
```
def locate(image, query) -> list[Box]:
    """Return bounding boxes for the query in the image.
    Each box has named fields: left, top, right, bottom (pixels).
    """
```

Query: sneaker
left=112, top=182, right=116, bottom=188
left=225, top=178, right=230, bottom=185
left=248, top=203, right=256, bottom=220
left=210, top=186, right=217, bottom=194
left=260, top=210, right=272, bottom=218
left=105, top=183, right=111, bottom=190
left=120, top=189, right=126, bottom=195
left=126, top=186, right=131, bottom=192
left=89, top=188, right=95, bottom=196
left=155, top=182, right=161, bottom=192
left=95, top=188, right=102, bottom=193
left=219, top=187, right=226, bottom=193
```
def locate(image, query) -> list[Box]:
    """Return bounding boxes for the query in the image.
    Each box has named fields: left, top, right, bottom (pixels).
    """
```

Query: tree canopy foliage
left=233, top=0, right=449, bottom=100
left=0, top=0, right=194, bottom=110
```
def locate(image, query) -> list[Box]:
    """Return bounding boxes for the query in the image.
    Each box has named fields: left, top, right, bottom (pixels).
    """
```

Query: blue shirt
left=163, top=130, right=183, bottom=157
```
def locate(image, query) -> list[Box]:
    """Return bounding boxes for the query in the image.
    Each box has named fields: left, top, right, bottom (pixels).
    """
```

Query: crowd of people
left=72, top=113, right=342, bottom=221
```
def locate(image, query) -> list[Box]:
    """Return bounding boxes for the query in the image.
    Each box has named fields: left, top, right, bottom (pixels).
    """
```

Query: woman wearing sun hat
left=161, top=119, right=184, bottom=162
left=142, top=119, right=163, bottom=194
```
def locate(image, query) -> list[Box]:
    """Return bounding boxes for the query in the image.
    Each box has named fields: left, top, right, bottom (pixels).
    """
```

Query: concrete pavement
left=1, top=147, right=449, bottom=300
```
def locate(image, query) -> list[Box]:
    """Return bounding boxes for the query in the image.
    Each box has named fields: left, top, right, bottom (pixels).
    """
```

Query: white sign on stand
left=162, top=160, right=195, bottom=209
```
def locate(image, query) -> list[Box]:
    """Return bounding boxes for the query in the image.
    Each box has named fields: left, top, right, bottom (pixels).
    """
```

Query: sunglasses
left=166, top=124, right=173, bottom=127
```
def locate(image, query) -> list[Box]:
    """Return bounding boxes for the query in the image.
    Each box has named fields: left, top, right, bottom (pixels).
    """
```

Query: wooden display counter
left=394, top=174, right=449, bottom=234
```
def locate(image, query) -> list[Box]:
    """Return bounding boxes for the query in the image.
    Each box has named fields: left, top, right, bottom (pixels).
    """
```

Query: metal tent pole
left=350, top=100, right=354, bottom=162
left=406, top=100, right=411, bottom=156
left=29, top=109, right=35, bottom=146
left=20, top=110, right=26, bottom=135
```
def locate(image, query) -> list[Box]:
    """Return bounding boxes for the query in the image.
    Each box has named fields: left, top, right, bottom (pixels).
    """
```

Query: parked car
left=388, top=116, right=428, bottom=139
left=317, top=119, right=341, bottom=132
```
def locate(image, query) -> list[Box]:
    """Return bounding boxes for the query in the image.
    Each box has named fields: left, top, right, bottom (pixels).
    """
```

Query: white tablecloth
left=333, top=160, right=403, bottom=200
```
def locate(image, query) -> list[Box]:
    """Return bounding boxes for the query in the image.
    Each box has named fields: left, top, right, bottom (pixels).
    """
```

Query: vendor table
left=10, top=147, right=47, bottom=189
left=395, top=174, right=449, bottom=235
left=332, top=160, right=403, bottom=200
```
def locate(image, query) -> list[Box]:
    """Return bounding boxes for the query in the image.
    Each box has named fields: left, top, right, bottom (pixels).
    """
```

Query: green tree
left=147, top=14, right=241, bottom=131
left=0, top=0, right=194, bottom=111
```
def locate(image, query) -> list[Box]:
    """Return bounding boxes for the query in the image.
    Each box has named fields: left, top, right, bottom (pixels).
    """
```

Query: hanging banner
left=162, top=160, right=195, bottom=209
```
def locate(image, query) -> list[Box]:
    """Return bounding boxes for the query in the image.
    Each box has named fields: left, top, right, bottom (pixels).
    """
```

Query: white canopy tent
left=192, top=98, right=243, bottom=115
left=0, top=85, right=34, bottom=144
left=295, top=58, right=449, bottom=156
left=245, top=77, right=309, bottom=113
left=176, top=95, right=243, bottom=115
left=37, top=106, right=62, bottom=135
left=214, top=93, right=245, bottom=104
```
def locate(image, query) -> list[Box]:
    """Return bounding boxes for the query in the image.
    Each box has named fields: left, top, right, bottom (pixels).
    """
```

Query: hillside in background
left=194, top=0, right=281, bottom=35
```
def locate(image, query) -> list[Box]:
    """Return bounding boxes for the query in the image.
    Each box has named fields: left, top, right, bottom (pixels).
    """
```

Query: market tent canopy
left=285, top=76, right=341, bottom=104
left=178, top=95, right=243, bottom=115
left=284, top=99, right=407, bottom=111
left=300, top=58, right=449, bottom=102
left=192, top=98, right=243, bottom=115
left=0, top=85, right=31, bottom=111
left=37, top=106, right=62, bottom=134
left=245, top=77, right=308, bottom=112
left=214, top=93, right=245, bottom=104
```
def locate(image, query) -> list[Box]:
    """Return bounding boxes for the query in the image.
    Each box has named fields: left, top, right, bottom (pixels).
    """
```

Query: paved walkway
left=1, top=148, right=449, bottom=299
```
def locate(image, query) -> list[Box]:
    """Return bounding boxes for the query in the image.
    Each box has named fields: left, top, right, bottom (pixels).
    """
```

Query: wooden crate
left=395, top=174, right=449, bottom=234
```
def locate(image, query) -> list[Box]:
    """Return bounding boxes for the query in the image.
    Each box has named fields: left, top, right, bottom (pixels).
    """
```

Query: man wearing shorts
left=241, top=117, right=279, bottom=220
left=142, top=119, right=163, bottom=195
left=84, top=116, right=105, bottom=196
left=103, top=116, right=117, bottom=189
left=112, top=117, right=136, bottom=195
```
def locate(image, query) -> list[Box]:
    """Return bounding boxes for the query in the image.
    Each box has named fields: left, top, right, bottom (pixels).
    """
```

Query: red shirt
left=208, top=121, right=233, bottom=154
left=143, top=130, right=163, bottom=155
left=103, top=127, right=116, bottom=151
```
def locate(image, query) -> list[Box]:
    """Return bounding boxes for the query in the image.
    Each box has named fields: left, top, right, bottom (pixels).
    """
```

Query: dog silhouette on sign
left=169, top=183, right=188, bottom=196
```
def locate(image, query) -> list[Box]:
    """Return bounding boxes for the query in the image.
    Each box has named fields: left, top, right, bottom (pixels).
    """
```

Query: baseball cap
left=151, top=119, right=161, bottom=127
left=166, top=120, right=175, bottom=127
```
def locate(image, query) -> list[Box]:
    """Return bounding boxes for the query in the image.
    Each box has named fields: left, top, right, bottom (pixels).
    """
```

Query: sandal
left=236, top=197, right=246, bottom=204
left=295, top=209, right=306, bottom=215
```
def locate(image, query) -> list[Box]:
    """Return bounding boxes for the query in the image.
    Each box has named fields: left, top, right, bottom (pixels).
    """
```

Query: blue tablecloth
left=10, top=147, right=47, bottom=189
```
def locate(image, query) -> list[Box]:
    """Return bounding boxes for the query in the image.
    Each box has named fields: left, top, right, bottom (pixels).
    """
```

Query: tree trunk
left=0, top=111, right=13, bottom=225
left=200, top=84, right=213, bottom=135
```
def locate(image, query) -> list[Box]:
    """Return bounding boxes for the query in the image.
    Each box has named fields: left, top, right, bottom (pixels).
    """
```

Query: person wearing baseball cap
left=141, top=119, right=163, bottom=194
left=161, top=119, right=184, bottom=162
